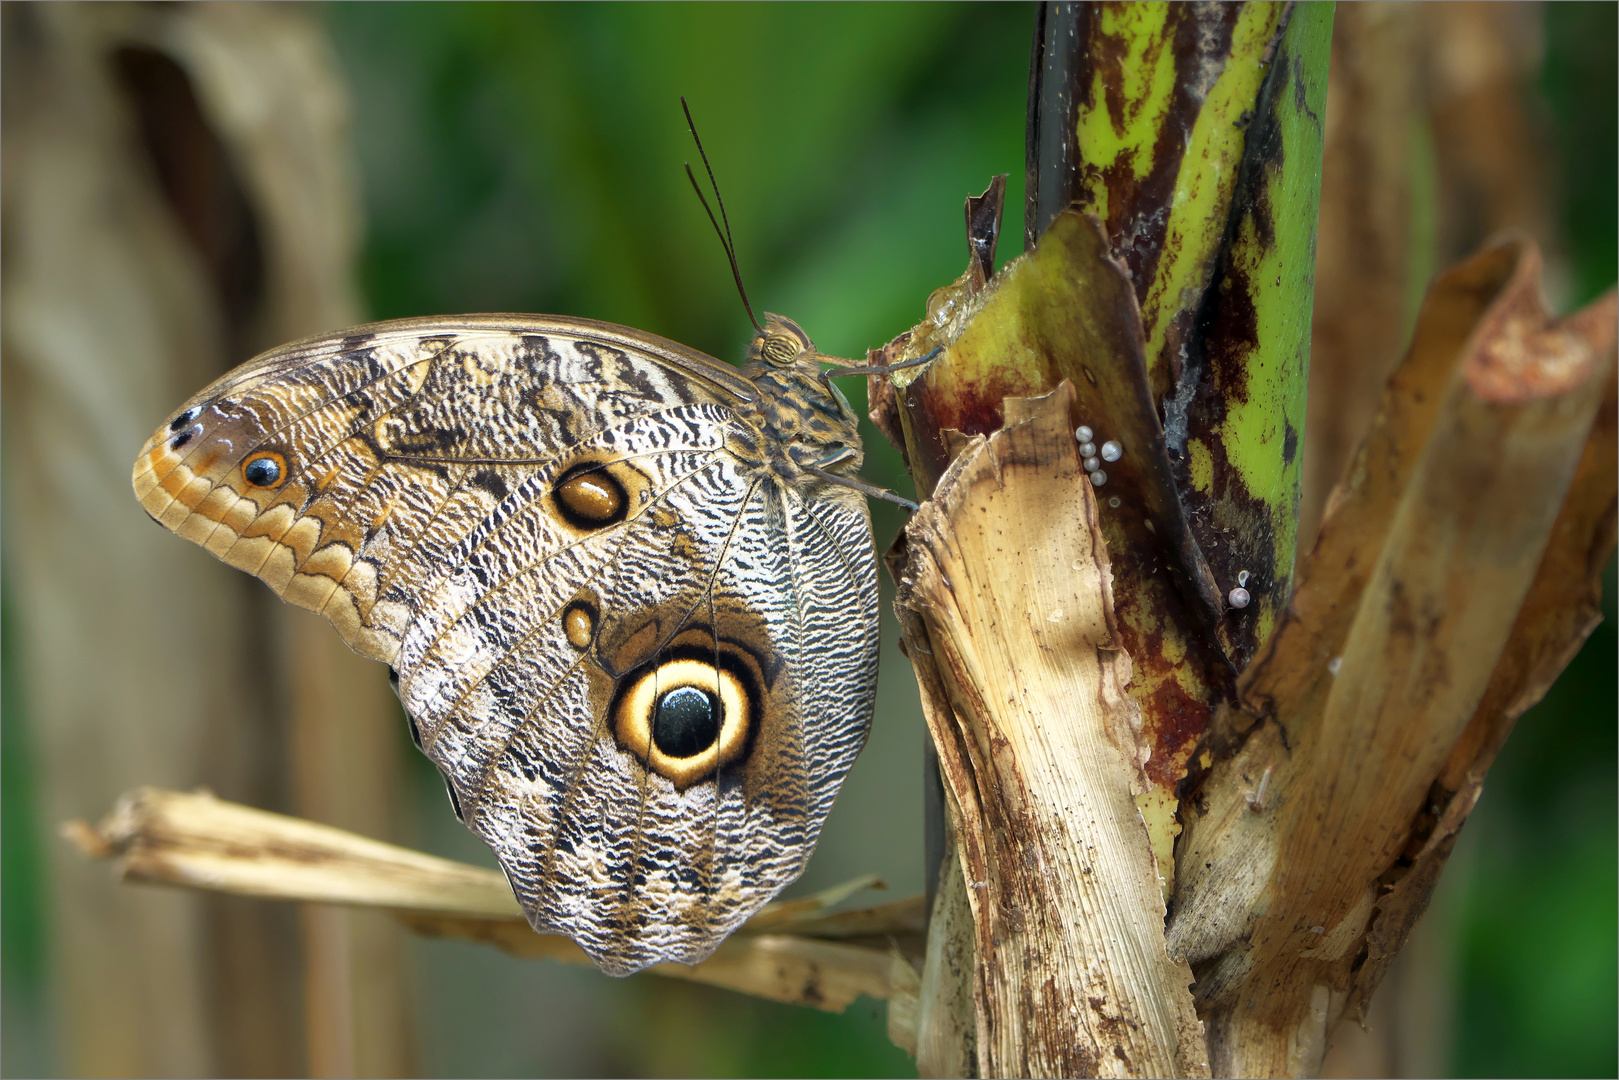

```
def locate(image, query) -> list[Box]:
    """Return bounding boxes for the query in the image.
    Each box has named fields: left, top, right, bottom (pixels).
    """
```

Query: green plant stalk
left=1068, top=2, right=1289, bottom=407
left=1166, top=2, right=1332, bottom=667
left=884, top=1, right=1332, bottom=900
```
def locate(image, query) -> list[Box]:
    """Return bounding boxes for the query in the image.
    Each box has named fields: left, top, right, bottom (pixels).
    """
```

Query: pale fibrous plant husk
left=63, top=786, right=922, bottom=1015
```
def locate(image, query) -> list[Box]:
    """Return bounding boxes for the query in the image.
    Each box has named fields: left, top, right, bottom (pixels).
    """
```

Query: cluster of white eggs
left=1074, top=424, right=1122, bottom=488
left=1072, top=423, right=1251, bottom=611
left=1075, top=420, right=1249, bottom=612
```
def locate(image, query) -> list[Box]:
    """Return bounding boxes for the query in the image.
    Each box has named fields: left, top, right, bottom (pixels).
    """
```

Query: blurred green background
left=3, top=3, right=1614, bottom=1077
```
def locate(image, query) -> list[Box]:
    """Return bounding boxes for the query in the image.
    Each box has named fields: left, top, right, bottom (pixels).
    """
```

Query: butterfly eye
left=613, top=656, right=754, bottom=788
left=554, top=467, right=627, bottom=528
left=762, top=334, right=801, bottom=365
left=242, top=451, right=287, bottom=488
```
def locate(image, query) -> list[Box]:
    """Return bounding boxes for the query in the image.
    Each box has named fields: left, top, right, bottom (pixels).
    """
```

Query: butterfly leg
left=803, top=463, right=919, bottom=511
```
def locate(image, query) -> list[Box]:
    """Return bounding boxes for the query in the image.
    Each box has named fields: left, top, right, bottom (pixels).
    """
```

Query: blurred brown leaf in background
left=2, top=4, right=412, bottom=1075
left=1307, top=4, right=1572, bottom=1077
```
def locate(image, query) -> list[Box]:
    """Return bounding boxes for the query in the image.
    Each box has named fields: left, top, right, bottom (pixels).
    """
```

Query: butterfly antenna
left=682, top=97, right=761, bottom=334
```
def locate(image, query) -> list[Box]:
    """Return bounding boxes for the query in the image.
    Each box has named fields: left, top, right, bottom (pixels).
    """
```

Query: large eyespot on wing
left=608, top=632, right=764, bottom=789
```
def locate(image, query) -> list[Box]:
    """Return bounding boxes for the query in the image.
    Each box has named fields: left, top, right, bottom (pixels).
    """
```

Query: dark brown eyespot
left=554, top=466, right=626, bottom=528
left=761, top=334, right=800, bottom=365
left=242, top=451, right=287, bottom=488
left=562, top=601, right=596, bottom=649
left=169, top=406, right=202, bottom=432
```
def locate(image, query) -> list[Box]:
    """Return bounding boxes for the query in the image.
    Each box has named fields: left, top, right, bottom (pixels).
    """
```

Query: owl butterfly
left=133, top=303, right=917, bottom=974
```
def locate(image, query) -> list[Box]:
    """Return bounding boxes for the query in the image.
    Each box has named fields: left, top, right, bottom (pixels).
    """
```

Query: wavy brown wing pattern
left=131, top=315, right=881, bottom=974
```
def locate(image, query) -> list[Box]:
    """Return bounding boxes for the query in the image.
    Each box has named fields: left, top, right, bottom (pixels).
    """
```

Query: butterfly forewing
left=133, top=314, right=880, bottom=974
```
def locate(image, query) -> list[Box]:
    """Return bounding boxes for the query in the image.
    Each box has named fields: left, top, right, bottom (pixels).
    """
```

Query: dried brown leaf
left=67, top=786, right=914, bottom=1014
